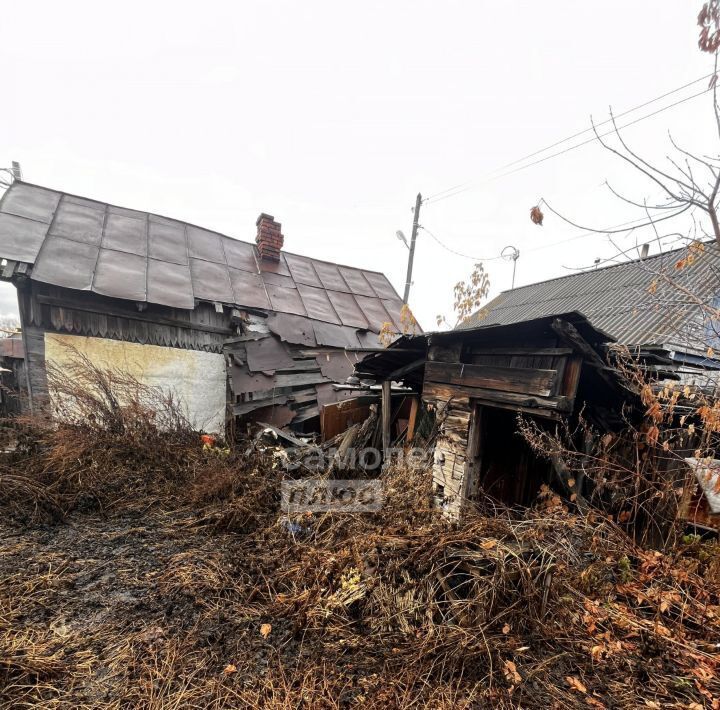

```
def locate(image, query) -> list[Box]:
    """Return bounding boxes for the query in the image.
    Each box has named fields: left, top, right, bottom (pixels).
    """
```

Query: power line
left=425, top=73, right=715, bottom=205
left=420, top=225, right=505, bottom=261
left=421, top=213, right=683, bottom=263
left=429, top=87, right=710, bottom=204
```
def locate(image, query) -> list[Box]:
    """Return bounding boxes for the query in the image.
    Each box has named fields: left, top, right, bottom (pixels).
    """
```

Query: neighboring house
left=357, top=312, right=631, bottom=519
left=0, top=181, right=411, bottom=434
left=461, top=241, right=720, bottom=381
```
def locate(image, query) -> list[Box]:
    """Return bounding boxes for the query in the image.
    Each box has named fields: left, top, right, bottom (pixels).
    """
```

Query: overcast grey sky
left=0, top=1, right=715, bottom=328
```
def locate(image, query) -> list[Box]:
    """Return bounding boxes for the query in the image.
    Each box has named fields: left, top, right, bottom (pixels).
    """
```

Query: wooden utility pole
left=381, top=379, right=392, bottom=459
left=402, top=193, right=422, bottom=304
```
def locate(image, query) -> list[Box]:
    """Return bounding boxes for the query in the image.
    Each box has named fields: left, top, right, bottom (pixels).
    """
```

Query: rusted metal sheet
left=266, top=284, right=307, bottom=317
left=338, top=267, right=375, bottom=296
left=0, top=212, right=48, bottom=263
left=103, top=212, right=147, bottom=256
left=244, top=403, right=296, bottom=429
left=148, top=216, right=187, bottom=265
left=297, top=284, right=341, bottom=324
left=327, top=290, right=368, bottom=329
left=0, top=182, right=59, bottom=222
left=223, top=239, right=257, bottom=273
left=31, top=236, right=97, bottom=291
left=50, top=199, right=104, bottom=245
left=284, top=253, right=323, bottom=288
left=354, top=295, right=392, bottom=330
left=261, top=271, right=295, bottom=288
left=258, top=253, right=291, bottom=276
left=231, top=365, right=275, bottom=394
left=315, top=351, right=359, bottom=381
left=357, top=329, right=384, bottom=349
left=147, top=259, right=195, bottom=310
left=312, top=260, right=348, bottom=292
left=364, top=271, right=399, bottom=299
left=93, top=249, right=147, bottom=301
left=187, top=225, right=225, bottom=263
left=190, top=258, right=234, bottom=303
left=314, top=382, right=356, bottom=407
left=245, top=336, right=295, bottom=372
left=229, top=269, right=271, bottom=310
left=267, top=312, right=317, bottom=346
left=312, top=321, right=361, bottom=349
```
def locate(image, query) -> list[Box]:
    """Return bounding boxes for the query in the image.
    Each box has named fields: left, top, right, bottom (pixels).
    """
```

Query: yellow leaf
left=223, top=664, right=237, bottom=675
left=480, top=539, right=497, bottom=550
left=568, top=478, right=576, bottom=488
left=260, top=623, right=272, bottom=639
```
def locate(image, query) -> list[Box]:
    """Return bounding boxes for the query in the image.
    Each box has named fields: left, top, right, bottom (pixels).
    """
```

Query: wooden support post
left=407, top=396, right=419, bottom=443
left=381, top=380, right=392, bottom=459
left=461, top=404, right=483, bottom=506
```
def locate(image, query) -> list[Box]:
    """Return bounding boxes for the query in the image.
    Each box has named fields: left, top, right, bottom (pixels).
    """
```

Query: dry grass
left=0, top=357, right=719, bottom=708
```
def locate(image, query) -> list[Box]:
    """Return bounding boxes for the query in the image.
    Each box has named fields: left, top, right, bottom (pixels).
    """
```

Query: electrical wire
left=421, top=213, right=685, bottom=263
left=425, top=74, right=714, bottom=205
left=420, top=226, right=505, bottom=261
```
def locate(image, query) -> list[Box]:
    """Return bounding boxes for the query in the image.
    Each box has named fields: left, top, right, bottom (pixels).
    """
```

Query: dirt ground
left=1, top=509, right=251, bottom=707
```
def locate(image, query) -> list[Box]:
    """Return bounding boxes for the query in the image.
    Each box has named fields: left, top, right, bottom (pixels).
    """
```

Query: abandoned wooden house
left=461, top=241, right=720, bottom=382
left=0, top=181, right=412, bottom=434
left=357, top=312, right=632, bottom=518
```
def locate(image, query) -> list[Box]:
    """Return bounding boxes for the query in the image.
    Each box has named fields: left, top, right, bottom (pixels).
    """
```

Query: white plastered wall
left=44, top=334, right=226, bottom=434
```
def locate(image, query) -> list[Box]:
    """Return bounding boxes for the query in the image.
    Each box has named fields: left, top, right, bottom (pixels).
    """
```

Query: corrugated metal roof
left=461, top=242, right=720, bottom=350
left=0, top=181, right=408, bottom=334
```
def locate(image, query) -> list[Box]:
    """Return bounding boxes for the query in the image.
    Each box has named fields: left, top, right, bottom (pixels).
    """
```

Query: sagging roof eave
left=355, top=312, right=613, bottom=378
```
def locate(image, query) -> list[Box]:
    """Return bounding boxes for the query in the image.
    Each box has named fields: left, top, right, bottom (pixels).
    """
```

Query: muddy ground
left=0, top=508, right=310, bottom=709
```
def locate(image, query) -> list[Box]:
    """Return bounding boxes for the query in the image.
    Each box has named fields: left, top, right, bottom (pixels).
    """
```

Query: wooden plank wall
left=421, top=335, right=585, bottom=519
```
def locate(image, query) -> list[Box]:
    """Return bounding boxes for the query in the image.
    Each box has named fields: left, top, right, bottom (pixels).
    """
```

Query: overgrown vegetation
left=0, top=356, right=719, bottom=708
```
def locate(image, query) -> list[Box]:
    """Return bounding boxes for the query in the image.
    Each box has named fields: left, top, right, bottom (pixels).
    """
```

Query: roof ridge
left=496, top=240, right=715, bottom=296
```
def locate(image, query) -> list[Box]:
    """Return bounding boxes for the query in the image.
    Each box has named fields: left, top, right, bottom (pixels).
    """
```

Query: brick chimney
left=255, top=213, right=284, bottom=261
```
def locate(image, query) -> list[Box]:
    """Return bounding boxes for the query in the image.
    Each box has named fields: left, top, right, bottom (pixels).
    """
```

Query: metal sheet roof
left=0, top=181, right=409, bottom=335
left=461, top=243, right=720, bottom=350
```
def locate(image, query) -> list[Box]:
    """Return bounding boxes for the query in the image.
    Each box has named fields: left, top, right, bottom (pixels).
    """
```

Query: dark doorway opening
left=469, top=405, right=552, bottom=507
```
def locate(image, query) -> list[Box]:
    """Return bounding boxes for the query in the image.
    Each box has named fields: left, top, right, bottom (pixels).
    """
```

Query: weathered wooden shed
left=0, top=181, right=412, bottom=434
left=357, top=313, right=631, bottom=518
